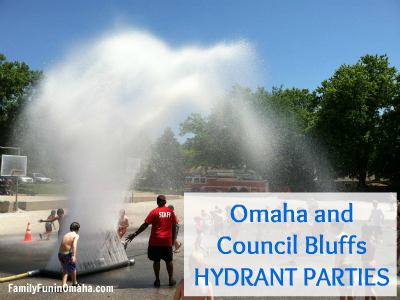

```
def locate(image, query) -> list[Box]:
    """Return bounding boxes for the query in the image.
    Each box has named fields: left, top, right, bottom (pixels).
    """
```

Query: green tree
left=180, top=84, right=317, bottom=191
left=0, top=53, right=44, bottom=147
left=179, top=84, right=252, bottom=169
left=373, top=71, right=400, bottom=180
left=311, top=54, right=399, bottom=187
left=153, top=127, right=185, bottom=190
left=251, top=85, right=316, bottom=191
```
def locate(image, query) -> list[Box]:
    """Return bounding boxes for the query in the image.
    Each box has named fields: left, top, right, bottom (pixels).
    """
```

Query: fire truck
left=183, top=169, right=268, bottom=193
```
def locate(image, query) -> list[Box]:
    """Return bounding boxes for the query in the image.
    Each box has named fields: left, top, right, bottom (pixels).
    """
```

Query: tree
left=373, top=71, right=400, bottom=180
left=152, top=127, right=185, bottom=190
left=180, top=84, right=317, bottom=191
left=251, top=85, right=316, bottom=191
left=179, top=84, right=252, bottom=169
left=0, top=53, right=44, bottom=147
left=311, top=54, right=399, bottom=187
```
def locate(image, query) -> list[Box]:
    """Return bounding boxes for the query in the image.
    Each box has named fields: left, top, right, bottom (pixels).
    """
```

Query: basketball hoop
left=11, top=169, right=23, bottom=176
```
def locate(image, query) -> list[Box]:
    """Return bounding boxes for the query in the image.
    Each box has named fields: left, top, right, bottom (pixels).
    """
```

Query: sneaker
left=154, top=279, right=160, bottom=287
left=39, top=233, right=42, bottom=239
left=169, top=279, right=176, bottom=286
left=72, top=282, right=82, bottom=287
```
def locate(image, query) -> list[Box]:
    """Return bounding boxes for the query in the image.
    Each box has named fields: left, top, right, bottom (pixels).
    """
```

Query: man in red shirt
left=126, top=195, right=177, bottom=287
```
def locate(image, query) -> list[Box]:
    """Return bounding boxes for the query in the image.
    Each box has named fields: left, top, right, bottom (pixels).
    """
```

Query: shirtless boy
left=173, top=252, right=214, bottom=300
left=39, top=208, right=66, bottom=240
left=59, top=222, right=80, bottom=288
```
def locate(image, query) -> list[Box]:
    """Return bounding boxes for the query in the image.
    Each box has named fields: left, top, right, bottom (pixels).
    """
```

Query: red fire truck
left=183, top=169, right=268, bottom=193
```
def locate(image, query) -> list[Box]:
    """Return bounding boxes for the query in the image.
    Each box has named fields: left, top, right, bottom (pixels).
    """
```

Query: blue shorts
left=58, top=252, right=76, bottom=273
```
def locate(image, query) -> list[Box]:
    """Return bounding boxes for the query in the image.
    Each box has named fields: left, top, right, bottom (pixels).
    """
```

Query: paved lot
left=0, top=197, right=399, bottom=299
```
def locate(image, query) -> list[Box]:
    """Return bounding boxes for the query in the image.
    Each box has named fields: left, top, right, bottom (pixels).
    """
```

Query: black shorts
left=45, top=224, right=52, bottom=232
left=148, top=245, right=173, bottom=262
left=373, top=226, right=383, bottom=235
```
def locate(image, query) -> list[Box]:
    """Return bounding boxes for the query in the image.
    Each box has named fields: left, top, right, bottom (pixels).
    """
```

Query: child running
left=58, top=222, right=81, bottom=288
left=39, top=208, right=66, bottom=240
left=39, top=210, right=56, bottom=240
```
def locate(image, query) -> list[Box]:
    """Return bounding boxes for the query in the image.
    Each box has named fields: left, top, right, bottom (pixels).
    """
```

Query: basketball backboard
left=1, top=155, right=27, bottom=176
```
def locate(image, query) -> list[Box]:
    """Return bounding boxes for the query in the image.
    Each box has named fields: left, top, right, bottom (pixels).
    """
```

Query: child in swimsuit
left=361, top=223, right=378, bottom=299
left=58, top=222, right=81, bottom=288
left=201, top=209, right=210, bottom=234
left=39, top=210, right=56, bottom=240
left=194, top=215, right=210, bottom=256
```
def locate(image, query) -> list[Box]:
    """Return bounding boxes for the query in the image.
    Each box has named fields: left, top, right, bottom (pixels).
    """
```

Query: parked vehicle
left=27, top=173, right=51, bottom=184
left=0, top=176, right=16, bottom=184
left=18, top=176, right=34, bottom=184
left=183, top=169, right=268, bottom=193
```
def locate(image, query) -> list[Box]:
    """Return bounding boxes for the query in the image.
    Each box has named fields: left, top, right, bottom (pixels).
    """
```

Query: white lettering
left=159, top=212, right=171, bottom=218
left=18, top=286, right=26, bottom=292
left=8, top=284, right=13, bottom=292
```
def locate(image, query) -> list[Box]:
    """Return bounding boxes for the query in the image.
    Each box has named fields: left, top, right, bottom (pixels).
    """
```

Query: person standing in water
left=118, top=209, right=129, bottom=250
left=126, top=195, right=178, bottom=287
left=58, top=222, right=81, bottom=289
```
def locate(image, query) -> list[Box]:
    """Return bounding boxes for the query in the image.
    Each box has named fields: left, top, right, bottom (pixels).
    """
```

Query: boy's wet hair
left=331, top=221, right=344, bottom=232
left=51, top=210, right=56, bottom=217
left=70, top=222, right=80, bottom=231
left=168, top=205, right=174, bottom=211
left=57, top=208, right=64, bottom=215
left=120, top=209, right=125, bottom=215
left=189, top=252, right=205, bottom=271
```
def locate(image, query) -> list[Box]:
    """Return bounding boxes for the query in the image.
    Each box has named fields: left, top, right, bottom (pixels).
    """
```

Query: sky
left=1, top=0, right=399, bottom=138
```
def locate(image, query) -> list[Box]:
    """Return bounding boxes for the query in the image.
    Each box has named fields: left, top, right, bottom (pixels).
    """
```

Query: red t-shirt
left=145, top=206, right=178, bottom=246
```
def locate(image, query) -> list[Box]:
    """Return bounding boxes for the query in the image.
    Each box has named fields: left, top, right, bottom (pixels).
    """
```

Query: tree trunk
left=357, top=171, right=367, bottom=189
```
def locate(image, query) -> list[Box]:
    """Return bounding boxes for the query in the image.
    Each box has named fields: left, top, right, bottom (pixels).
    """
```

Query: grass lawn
left=12, top=184, right=68, bottom=195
